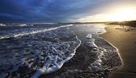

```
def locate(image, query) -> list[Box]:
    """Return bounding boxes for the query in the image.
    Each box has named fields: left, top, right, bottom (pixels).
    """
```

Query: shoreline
left=39, top=24, right=122, bottom=78
left=40, top=33, right=122, bottom=78
left=0, top=24, right=124, bottom=78
left=99, top=25, right=136, bottom=78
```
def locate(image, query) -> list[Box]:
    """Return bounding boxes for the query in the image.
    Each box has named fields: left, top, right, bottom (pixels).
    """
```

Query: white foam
left=87, top=38, right=97, bottom=48
left=85, top=34, right=98, bottom=48
left=0, top=24, right=73, bottom=39
left=31, top=39, right=81, bottom=78
left=88, top=48, right=106, bottom=72
left=85, top=34, right=92, bottom=39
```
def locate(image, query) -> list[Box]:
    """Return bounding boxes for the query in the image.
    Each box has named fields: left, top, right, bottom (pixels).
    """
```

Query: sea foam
left=31, top=39, right=81, bottom=78
left=0, top=24, right=112, bottom=78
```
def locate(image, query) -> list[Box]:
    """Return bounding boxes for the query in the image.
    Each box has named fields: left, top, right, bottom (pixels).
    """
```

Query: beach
left=39, top=24, right=122, bottom=78
left=0, top=24, right=122, bottom=78
left=100, top=25, right=136, bottom=78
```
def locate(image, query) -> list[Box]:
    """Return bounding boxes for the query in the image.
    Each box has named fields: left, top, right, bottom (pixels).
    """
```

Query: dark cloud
left=0, top=0, right=136, bottom=23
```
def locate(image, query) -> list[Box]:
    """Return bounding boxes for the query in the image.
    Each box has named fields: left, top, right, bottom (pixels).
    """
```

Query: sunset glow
left=109, top=10, right=135, bottom=21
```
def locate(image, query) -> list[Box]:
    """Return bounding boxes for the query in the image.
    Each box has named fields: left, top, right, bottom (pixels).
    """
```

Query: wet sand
left=100, top=25, right=136, bottom=78
left=39, top=25, right=122, bottom=78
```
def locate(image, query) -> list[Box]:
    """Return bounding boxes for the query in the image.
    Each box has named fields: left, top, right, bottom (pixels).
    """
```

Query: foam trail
left=87, top=38, right=98, bottom=48
left=31, top=39, right=81, bottom=78
left=0, top=24, right=73, bottom=39
left=89, top=48, right=104, bottom=71
left=85, top=34, right=92, bottom=39
left=85, top=34, right=97, bottom=48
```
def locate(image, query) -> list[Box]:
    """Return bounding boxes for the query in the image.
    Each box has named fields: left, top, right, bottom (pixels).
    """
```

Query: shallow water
left=0, top=24, right=122, bottom=78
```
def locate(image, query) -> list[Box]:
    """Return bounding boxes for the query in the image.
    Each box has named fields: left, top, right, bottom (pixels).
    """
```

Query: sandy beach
left=100, top=25, right=136, bottom=78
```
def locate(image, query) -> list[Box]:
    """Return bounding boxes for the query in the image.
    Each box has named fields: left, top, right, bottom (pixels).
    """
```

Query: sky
left=0, top=0, right=136, bottom=23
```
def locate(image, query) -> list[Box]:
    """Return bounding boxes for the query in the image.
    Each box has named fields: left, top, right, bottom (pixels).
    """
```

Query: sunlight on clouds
left=108, top=9, right=136, bottom=21
left=71, top=14, right=109, bottom=22
left=75, top=8, right=136, bottom=22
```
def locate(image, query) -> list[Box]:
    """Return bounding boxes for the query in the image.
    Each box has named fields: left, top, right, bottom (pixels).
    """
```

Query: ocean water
left=0, top=24, right=122, bottom=78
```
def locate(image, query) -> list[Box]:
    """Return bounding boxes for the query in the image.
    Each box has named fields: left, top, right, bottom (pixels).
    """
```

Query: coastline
left=39, top=25, right=122, bottom=78
left=0, top=24, right=125, bottom=78
left=99, top=25, right=136, bottom=78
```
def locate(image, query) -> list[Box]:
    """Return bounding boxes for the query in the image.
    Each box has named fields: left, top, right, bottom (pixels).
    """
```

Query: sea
left=0, top=24, right=122, bottom=78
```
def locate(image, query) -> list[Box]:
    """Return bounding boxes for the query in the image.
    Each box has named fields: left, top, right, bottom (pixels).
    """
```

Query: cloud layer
left=0, top=0, right=136, bottom=23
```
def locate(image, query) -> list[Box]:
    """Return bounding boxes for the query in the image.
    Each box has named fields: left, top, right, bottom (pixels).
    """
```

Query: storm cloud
left=0, top=0, right=136, bottom=23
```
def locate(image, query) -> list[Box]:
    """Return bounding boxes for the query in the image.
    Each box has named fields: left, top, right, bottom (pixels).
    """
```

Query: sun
left=109, top=10, right=134, bottom=21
